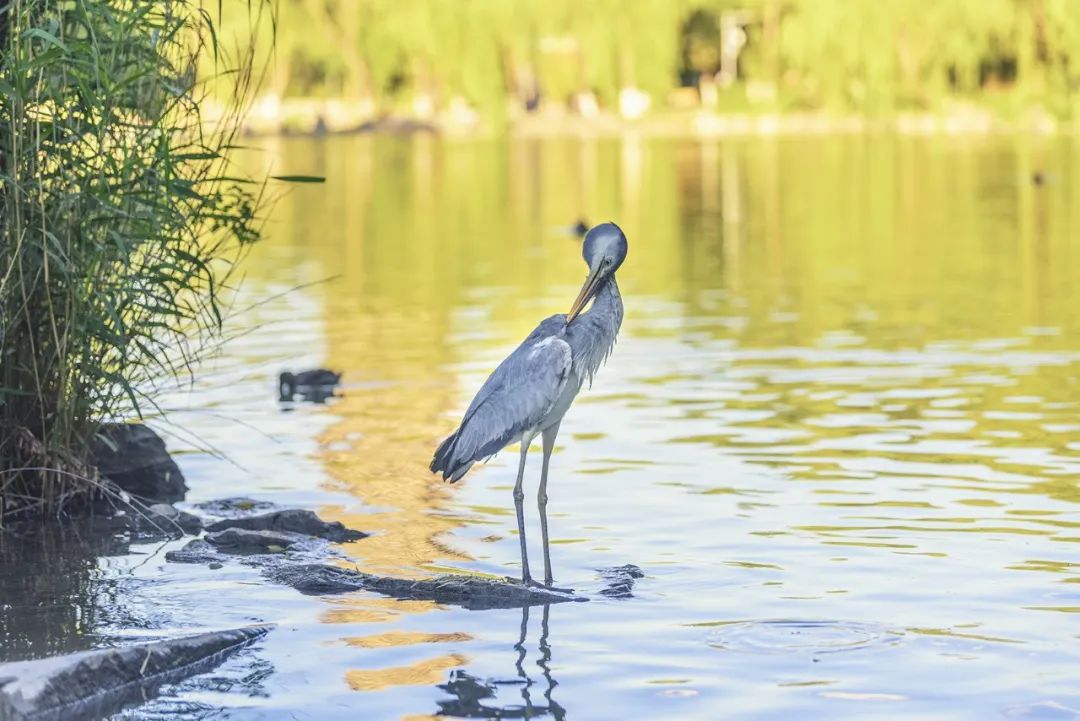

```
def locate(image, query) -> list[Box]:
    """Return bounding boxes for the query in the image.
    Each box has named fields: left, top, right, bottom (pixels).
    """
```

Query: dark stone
left=597, top=564, right=645, bottom=599
left=206, top=510, right=367, bottom=542
left=0, top=625, right=271, bottom=721
left=147, top=504, right=201, bottom=533
left=205, top=528, right=296, bottom=554
left=164, top=539, right=220, bottom=565
left=266, top=564, right=363, bottom=595
left=90, top=424, right=186, bottom=502
left=267, top=563, right=585, bottom=610
left=124, top=503, right=202, bottom=540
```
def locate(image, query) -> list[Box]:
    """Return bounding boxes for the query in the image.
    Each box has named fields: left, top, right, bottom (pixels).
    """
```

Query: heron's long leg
left=514, top=439, right=532, bottom=584
left=539, top=422, right=561, bottom=587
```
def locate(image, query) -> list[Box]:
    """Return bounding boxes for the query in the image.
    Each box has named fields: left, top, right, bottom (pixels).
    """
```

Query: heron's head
left=568, top=222, right=628, bottom=323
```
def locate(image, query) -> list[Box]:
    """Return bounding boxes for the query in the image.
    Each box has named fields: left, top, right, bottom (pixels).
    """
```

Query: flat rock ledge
left=206, top=509, right=368, bottom=542
left=206, top=527, right=299, bottom=554
left=161, top=502, right=636, bottom=609
left=0, top=625, right=271, bottom=721
left=267, top=564, right=585, bottom=610
left=124, top=503, right=203, bottom=540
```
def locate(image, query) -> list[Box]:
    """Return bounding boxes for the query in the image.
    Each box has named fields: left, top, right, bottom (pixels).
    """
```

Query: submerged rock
left=52, top=503, right=203, bottom=544
left=0, top=625, right=271, bottom=721
left=192, top=497, right=278, bottom=518
left=205, top=528, right=297, bottom=554
left=91, top=423, right=186, bottom=502
left=165, top=506, right=365, bottom=565
left=147, top=504, right=202, bottom=533
left=206, top=509, right=367, bottom=542
left=267, top=564, right=585, bottom=610
left=597, top=564, right=645, bottom=599
left=164, top=539, right=220, bottom=565
left=122, top=503, right=202, bottom=541
left=161, top=498, right=596, bottom=609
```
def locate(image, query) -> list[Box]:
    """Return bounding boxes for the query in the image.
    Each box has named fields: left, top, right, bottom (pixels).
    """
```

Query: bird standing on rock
left=431, top=222, right=628, bottom=587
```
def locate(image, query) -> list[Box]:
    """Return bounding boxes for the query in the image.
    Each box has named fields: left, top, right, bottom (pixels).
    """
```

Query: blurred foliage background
left=222, top=0, right=1080, bottom=126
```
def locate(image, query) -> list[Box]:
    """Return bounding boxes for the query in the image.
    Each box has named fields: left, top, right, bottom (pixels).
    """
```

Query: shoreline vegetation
left=216, top=0, right=1080, bottom=138
left=0, top=2, right=269, bottom=520
left=221, top=97, right=1074, bottom=138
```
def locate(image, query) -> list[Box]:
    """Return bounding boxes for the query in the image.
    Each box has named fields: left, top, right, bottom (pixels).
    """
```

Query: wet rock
left=192, top=497, right=278, bottom=518
left=267, top=564, right=585, bottom=610
left=205, top=528, right=297, bottom=554
left=206, top=509, right=367, bottom=542
left=164, top=539, right=220, bottom=565
left=147, top=504, right=202, bottom=533
left=265, top=563, right=363, bottom=594
left=91, top=423, right=186, bottom=502
left=0, top=625, right=271, bottom=721
left=123, top=503, right=202, bottom=541
left=597, top=564, right=645, bottom=599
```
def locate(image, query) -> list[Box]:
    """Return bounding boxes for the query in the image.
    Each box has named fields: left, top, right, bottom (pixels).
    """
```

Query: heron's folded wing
left=451, top=334, right=573, bottom=464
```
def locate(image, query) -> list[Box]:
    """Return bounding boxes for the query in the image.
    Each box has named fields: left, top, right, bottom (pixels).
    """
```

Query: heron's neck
left=588, top=275, right=623, bottom=329
left=568, top=274, right=623, bottom=384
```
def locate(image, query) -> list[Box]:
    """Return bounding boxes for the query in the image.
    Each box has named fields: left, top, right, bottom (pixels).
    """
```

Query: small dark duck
left=279, top=369, right=341, bottom=403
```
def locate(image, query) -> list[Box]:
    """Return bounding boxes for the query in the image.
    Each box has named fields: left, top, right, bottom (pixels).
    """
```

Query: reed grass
left=0, top=0, right=271, bottom=518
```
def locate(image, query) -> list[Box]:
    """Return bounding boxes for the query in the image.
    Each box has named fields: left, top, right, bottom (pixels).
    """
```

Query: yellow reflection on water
left=319, top=596, right=443, bottom=625
left=228, top=133, right=1080, bottom=712
left=343, top=631, right=473, bottom=649
left=241, top=133, right=1080, bottom=572
left=345, top=653, right=469, bottom=691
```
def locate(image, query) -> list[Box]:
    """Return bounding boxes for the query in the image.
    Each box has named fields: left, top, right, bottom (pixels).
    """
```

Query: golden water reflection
left=239, top=133, right=1080, bottom=714
left=252, top=134, right=1078, bottom=573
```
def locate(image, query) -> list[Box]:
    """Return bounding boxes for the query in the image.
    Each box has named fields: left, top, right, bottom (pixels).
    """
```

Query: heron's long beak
left=566, top=267, right=603, bottom=324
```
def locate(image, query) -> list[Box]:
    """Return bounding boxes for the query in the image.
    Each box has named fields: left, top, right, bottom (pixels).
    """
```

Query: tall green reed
left=0, top=1, right=271, bottom=518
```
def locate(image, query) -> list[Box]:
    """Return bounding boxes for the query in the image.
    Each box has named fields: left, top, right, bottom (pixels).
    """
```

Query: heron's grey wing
left=431, top=316, right=572, bottom=481
left=457, top=315, right=566, bottom=422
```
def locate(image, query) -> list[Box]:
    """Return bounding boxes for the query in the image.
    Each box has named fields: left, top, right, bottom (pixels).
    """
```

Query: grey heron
left=431, top=222, right=628, bottom=587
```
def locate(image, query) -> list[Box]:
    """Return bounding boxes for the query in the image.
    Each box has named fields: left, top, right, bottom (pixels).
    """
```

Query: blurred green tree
left=223, top=0, right=1080, bottom=121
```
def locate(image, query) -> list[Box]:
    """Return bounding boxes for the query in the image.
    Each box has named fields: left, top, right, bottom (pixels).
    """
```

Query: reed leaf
left=0, top=0, right=273, bottom=518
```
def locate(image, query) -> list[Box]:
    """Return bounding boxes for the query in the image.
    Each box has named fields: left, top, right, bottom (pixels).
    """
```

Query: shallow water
left=4, top=133, right=1080, bottom=720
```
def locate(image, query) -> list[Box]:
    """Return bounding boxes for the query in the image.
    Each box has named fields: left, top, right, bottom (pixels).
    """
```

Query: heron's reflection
left=435, top=604, right=565, bottom=719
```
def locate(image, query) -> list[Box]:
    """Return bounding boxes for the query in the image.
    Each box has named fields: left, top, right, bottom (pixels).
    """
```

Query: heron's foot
left=527, top=579, right=574, bottom=594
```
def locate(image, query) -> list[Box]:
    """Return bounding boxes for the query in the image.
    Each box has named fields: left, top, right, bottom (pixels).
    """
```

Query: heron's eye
left=603, top=257, right=612, bottom=267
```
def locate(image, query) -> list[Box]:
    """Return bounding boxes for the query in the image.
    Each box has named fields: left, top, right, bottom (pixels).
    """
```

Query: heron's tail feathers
left=430, top=430, right=474, bottom=483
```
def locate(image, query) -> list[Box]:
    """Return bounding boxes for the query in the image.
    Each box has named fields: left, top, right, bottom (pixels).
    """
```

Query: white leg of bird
left=539, top=422, right=561, bottom=587
left=514, top=439, right=532, bottom=584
